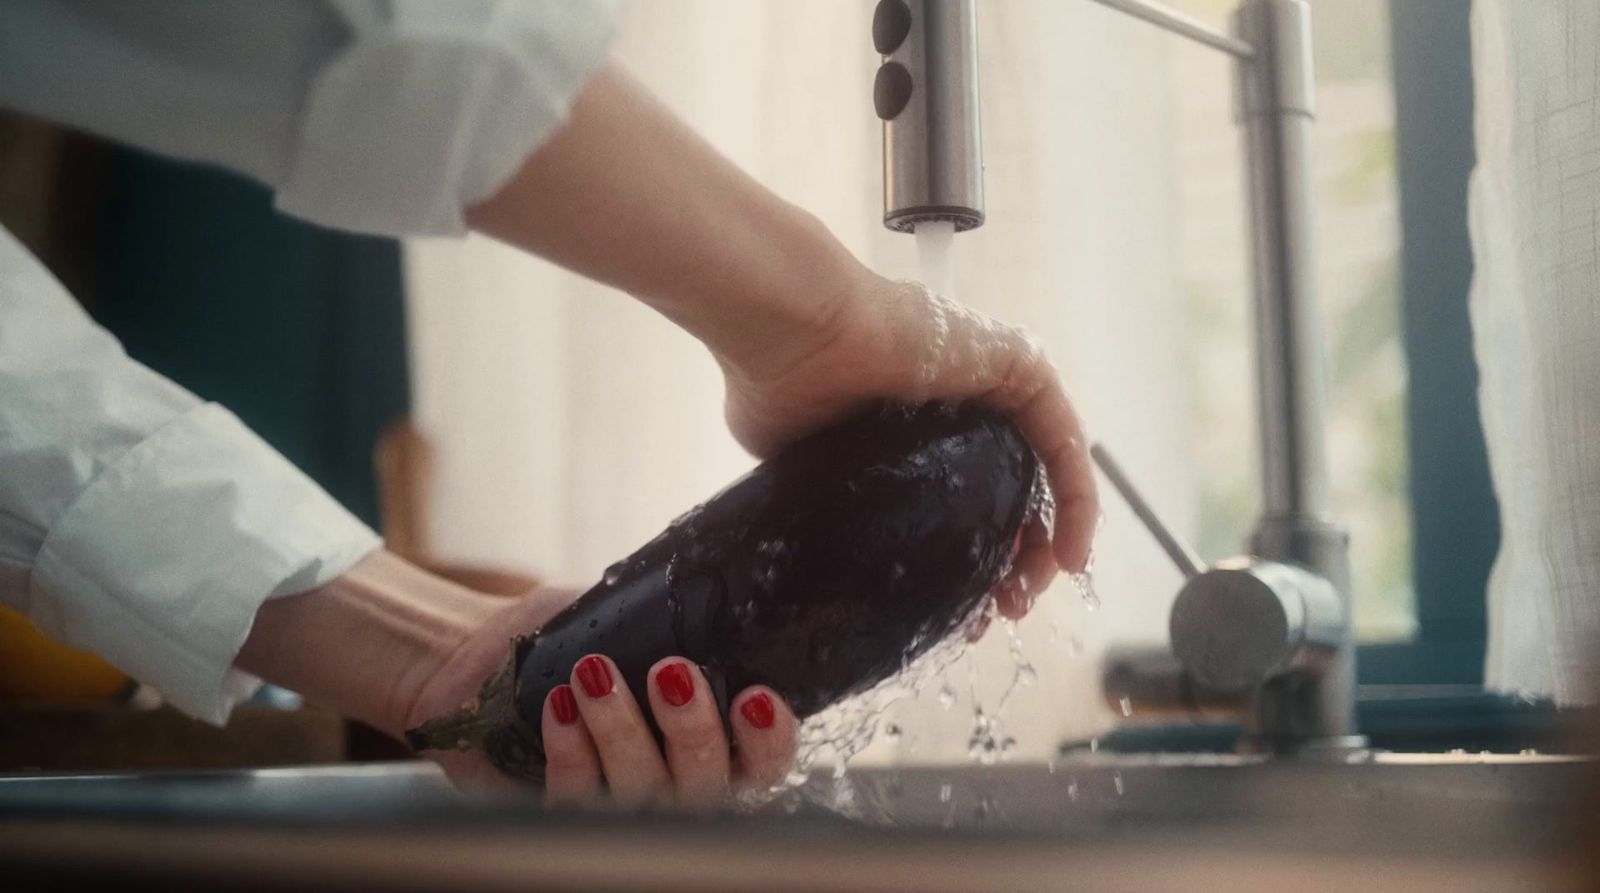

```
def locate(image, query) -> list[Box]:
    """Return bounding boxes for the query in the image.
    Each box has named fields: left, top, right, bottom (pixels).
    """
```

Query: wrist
left=235, top=549, right=498, bottom=738
left=706, top=213, right=880, bottom=385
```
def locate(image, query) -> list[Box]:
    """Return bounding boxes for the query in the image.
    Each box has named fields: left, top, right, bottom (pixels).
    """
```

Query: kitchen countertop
left=2, top=758, right=1594, bottom=892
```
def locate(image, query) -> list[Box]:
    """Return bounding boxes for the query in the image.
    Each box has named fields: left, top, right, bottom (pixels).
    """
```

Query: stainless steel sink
left=1, top=755, right=1593, bottom=891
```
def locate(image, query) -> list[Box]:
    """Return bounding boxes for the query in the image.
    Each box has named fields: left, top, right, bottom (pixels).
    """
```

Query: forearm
left=467, top=64, right=872, bottom=380
left=235, top=549, right=498, bottom=738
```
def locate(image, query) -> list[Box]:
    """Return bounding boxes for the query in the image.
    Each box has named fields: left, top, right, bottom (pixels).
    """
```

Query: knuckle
left=545, top=752, right=595, bottom=778
left=666, top=736, right=726, bottom=771
left=584, top=714, right=644, bottom=752
left=542, top=740, right=596, bottom=776
left=660, top=708, right=724, bottom=742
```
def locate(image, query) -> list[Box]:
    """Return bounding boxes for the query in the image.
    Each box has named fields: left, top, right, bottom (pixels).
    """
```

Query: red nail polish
left=656, top=661, right=695, bottom=707
left=549, top=684, right=579, bottom=725
left=575, top=655, right=613, bottom=698
left=739, top=692, right=775, bottom=729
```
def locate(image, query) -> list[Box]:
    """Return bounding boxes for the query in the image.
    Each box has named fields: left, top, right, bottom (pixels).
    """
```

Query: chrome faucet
left=874, top=0, right=984, bottom=232
left=872, top=0, right=1362, bottom=754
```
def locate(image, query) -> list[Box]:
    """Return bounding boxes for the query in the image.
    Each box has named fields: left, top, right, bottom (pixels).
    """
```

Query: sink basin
left=1, top=755, right=1593, bottom=891
left=791, top=752, right=1589, bottom=834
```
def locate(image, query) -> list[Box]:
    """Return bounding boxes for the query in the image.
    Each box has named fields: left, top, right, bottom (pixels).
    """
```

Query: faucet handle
left=1090, top=443, right=1204, bottom=579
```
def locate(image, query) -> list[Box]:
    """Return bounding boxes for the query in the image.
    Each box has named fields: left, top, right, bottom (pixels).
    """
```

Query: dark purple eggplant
left=405, top=401, right=1038, bottom=782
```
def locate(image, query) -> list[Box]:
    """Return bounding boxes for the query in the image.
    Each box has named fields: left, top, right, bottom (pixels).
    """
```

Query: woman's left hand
left=404, top=586, right=798, bottom=809
left=539, top=654, right=797, bottom=811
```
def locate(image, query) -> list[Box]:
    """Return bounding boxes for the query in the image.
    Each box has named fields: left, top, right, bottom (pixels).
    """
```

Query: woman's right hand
left=721, top=274, right=1097, bottom=619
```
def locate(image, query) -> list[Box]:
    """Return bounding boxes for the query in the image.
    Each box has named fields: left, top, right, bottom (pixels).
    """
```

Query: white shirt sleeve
left=0, top=228, right=383, bottom=723
left=0, top=0, right=619, bottom=236
left=0, top=2, right=619, bottom=722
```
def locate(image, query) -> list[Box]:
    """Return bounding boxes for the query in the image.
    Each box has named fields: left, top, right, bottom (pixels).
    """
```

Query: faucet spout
left=873, top=0, right=985, bottom=233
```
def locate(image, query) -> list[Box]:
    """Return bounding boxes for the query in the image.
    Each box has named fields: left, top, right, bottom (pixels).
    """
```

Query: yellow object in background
left=0, top=605, right=129, bottom=701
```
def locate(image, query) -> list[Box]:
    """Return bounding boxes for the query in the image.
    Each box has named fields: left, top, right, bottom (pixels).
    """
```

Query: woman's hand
left=720, top=273, right=1098, bottom=619
left=540, top=654, right=797, bottom=811
left=402, top=585, right=797, bottom=808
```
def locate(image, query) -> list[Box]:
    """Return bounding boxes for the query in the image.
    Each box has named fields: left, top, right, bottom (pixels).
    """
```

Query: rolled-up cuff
left=28, top=403, right=382, bottom=725
left=274, top=1, right=617, bottom=236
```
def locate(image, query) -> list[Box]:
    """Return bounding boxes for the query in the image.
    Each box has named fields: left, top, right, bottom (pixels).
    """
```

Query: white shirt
left=0, top=0, right=617, bottom=723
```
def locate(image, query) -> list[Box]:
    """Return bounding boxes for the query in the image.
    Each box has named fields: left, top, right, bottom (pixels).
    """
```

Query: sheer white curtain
left=403, top=0, right=1192, bottom=761
left=1471, top=0, right=1600, bottom=705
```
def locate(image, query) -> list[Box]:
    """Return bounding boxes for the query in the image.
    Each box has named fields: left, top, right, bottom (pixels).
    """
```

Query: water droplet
left=601, top=562, right=625, bottom=586
left=1070, top=571, right=1100, bottom=611
left=1520, top=748, right=1539, bottom=756
left=884, top=723, right=902, bottom=741
left=1119, top=695, right=1133, bottom=717
left=1113, top=771, right=1125, bottom=796
left=938, top=783, right=953, bottom=803
left=757, top=538, right=786, bottom=558
left=1067, top=777, right=1080, bottom=801
left=587, top=619, right=598, bottom=630
left=1089, top=737, right=1100, bottom=754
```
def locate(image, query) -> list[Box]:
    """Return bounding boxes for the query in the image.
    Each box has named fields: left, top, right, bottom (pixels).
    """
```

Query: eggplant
left=405, top=401, right=1038, bottom=782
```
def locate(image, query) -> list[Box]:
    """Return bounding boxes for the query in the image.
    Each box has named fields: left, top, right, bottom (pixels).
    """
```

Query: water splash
left=1069, top=571, right=1100, bottom=612
left=778, top=602, right=986, bottom=794
left=966, top=705, right=1006, bottom=765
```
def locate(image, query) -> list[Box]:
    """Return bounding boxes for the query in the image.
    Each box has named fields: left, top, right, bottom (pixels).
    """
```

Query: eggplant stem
left=403, top=650, right=544, bottom=782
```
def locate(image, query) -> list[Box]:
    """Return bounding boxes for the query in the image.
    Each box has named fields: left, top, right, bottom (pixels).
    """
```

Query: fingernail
left=739, top=692, right=775, bottom=730
left=655, top=661, right=695, bottom=707
left=575, top=655, right=613, bottom=698
left=549, top=685, right=579, bottom=725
